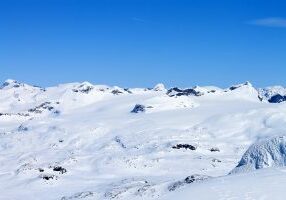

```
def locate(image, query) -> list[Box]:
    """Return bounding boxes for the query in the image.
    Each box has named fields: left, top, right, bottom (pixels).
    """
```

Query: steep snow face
left=225, top=81, right=261, bottom=101
left=230, top=136, right=286, bottom=174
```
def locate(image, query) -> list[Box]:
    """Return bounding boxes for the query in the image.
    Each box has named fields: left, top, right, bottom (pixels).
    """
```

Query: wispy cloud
left=249, top=17, right=286, bottom=28
left=131, top=17, right=146, bottom=23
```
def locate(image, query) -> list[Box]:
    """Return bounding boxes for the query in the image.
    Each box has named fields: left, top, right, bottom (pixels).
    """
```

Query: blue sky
left=1, top=0, right=286, bottom=88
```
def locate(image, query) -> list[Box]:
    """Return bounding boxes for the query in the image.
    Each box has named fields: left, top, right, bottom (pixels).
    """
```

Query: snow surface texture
left=1, top=79, right=286, bottom=199
left=230, top=135, right=286, bottom=174
left=163, top=168, right=286, bottom=200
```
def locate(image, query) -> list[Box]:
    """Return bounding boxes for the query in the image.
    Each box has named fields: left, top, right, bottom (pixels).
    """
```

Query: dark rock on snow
left=131, top=104, right=146, bottom=113
left=167, top=87, right=204, bottom=97
left=38, top=168, right=45, bottom=172
left=41, top=174, right=57, bottom=180
left=168, top=174, right=210, bottom=192
left=18, top=125, right=28, bottom=132
left=111, top=89, right=123, bottom=95
left=229, top=81, right=252, bottom=91
left=268, top=94, right=286, bottom=103
left=53, top=166, right=67, bottom=174
left=115, top=136, right=127, bottom=149
left=72, top=84, right=94, bottom=94
left=210, top=147, right=220, bottom=152
left=172, top=144, right=197, bottom=150
left=28, top=102, right=55, bottom=113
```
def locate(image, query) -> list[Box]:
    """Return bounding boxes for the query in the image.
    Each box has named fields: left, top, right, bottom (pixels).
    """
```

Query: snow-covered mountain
left=1, top=79, right=286, bottom=200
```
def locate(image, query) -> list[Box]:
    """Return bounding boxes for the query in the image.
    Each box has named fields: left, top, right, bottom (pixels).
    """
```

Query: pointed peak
left=1, top=79, right=22, bottom=89
left=229, top=81, right=254, bottom=91
left=244, top=81, right=253, bottom=87
left=80, top=81, right=94, bottom=87
left=153, top=83, right=166, bottom=91
left=72, top=82, right=94, bottom=94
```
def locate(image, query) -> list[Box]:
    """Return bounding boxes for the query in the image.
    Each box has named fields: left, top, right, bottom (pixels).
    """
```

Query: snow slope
left=230, top=136, right=286, bottom=174
left=1, top=80, right=286, bottom=199
left=163, top=167, right=286, bottom=200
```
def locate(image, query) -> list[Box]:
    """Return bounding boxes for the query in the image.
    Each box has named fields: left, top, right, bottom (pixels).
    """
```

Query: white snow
left=0, top=80, right=286, bottom=199
left=153, top=83, right=166, bottom=92
left=230, top=135, right=286, bottom=174
left=163, top=168, right=286, bottom=200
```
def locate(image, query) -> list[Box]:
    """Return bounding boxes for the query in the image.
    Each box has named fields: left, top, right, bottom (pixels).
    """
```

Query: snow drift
left=230, top=136, right=286, bottom=174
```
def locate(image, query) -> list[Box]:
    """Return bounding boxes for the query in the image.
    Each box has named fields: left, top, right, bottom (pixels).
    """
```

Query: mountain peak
left=153, top=83, right=166, bottom=91
left=229, top=81, right=253, bottom=91
left=4, top=79, right=18, bottom=84
left=1, top=79, right=22, bottom=89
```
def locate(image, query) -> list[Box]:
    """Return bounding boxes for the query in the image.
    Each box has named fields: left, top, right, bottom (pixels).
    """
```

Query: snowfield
left=1, top=79, right=286, bottom=199
left=163, top=167, right=286, bottom=200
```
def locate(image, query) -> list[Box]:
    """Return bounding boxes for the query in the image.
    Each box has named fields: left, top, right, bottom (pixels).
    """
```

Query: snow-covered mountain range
left=1, top=79, right=286, bottom=199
